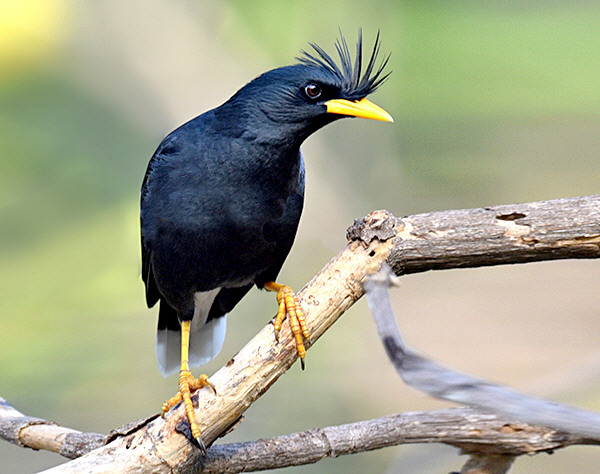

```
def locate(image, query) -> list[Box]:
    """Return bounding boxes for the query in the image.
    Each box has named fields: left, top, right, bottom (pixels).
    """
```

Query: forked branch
left=1, top=195, right=597, bottom=473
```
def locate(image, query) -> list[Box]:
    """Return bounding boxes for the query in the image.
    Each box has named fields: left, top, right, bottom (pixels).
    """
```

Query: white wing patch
left=156, top=288, right=227, bottom=377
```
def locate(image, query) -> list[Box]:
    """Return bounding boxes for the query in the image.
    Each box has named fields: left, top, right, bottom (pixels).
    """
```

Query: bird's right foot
left=162, top=320, right=216, bottom=451
left=162, top=371, right=216, bottom=451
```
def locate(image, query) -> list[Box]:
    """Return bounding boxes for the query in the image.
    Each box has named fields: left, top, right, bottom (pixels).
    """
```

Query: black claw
left=300, top=357, right=305, bottom=370
left=196, top=437, right=207, bottom=453
left=175, top=420, right=207, bottom=454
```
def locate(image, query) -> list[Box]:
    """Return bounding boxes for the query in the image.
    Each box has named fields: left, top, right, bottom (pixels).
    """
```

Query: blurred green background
left=1, top=1, right=600, bottom=472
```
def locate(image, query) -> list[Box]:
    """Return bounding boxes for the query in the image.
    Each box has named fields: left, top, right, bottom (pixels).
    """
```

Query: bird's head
left=218, top=31, right=392, bottom=145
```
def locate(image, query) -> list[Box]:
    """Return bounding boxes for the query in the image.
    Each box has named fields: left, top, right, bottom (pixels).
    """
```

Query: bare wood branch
left=195, top=408, right=597, bottom=473
left=3, top=194, right=595, bottom=472
left=0, top=397, right=104, bottom=459
left=364, top=265, right=600, bottom=439
left=2, top=396, right=598, bottom=473
left=347, top=194, right=600, bottom=275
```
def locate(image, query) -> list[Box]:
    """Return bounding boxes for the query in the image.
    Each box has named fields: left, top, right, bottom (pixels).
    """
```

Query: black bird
left=141, top=31, right=392, bottom=449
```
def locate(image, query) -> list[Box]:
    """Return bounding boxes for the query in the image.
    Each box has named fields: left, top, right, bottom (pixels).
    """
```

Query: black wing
left=141, top=144, right=168, bottom=309
left=141, top=127, right=193, bottom=311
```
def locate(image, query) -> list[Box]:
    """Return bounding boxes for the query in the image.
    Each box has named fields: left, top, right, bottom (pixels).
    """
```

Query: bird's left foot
left=264, top=281, right=310, bottom=369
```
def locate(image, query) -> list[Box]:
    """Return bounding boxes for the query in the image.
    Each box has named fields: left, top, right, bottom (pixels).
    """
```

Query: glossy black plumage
left=141, top=32, right=390, bottom=376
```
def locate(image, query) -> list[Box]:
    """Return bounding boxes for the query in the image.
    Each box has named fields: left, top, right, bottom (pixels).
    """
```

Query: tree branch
left=2, top=396, right=598, bottom=473
left=364, top=264, right=600, bottom=439
left=2, top=195, right=597, bottom=472
left=0, top=397, right=104, bottom=459
left=347, top=194, right=600, bottom=275
left=193, top=407, right=598, bottom=473
left=364, top=264, right=600, bottom=474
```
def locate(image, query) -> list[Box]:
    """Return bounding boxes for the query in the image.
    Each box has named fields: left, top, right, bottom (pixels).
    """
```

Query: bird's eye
left=304, top=83, right=322, bottom=100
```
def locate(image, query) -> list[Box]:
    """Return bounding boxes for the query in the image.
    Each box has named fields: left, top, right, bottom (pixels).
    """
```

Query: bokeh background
left=1, top=1, right=600, bottom=472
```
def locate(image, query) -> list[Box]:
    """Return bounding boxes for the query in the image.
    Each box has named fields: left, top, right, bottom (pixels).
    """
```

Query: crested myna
left=141, top=31, right=392, bottom=449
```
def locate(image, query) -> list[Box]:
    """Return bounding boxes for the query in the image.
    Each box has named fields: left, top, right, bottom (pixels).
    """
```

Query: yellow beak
left=325, top=97, right=393, bottom=122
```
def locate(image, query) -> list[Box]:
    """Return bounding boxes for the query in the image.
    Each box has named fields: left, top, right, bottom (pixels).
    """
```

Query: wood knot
left=346, top=210, right=400, bottom=246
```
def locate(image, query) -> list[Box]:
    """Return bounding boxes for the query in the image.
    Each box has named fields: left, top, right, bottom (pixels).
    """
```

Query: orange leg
left=264, top=281, right=310, bottom=369
left=161, top=320, right=216, bottom=451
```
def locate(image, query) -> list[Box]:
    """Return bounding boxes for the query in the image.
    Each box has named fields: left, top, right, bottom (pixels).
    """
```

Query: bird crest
left=297, top=30, right=391, bottom=99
